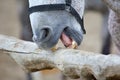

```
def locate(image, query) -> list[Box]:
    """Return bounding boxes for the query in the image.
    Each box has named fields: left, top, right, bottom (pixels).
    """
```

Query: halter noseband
left=29, top=0, right=86, bottom=34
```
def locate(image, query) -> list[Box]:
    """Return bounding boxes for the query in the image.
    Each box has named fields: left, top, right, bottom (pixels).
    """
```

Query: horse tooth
left=71, top=41, right=78, bottom=49
left=51, top=46, right=58, bottom=52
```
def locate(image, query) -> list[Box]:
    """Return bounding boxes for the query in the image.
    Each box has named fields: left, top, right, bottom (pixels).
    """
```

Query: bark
left=0, top=35, right=120, bottom=80
left=108, top=10, right=120, bottom=51
left=101, top=0, right=120, bottom=51
left=102, top=0, right=120, bottom=15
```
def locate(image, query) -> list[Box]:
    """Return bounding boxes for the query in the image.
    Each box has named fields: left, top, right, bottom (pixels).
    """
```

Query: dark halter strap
left=29, top=0, right=86, bottom=34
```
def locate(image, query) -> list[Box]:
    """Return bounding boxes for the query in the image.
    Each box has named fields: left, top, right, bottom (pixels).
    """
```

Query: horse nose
left=33, top=27, right=52, bottom=42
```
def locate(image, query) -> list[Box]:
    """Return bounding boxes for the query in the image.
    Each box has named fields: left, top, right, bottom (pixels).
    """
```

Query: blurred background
left=0, top=0, right=119, bottom=80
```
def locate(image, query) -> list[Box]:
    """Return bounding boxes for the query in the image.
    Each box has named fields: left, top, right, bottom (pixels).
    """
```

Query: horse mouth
left=60, top=32, right=78, bottom=48
left=51, top=31, right=78, bottom=51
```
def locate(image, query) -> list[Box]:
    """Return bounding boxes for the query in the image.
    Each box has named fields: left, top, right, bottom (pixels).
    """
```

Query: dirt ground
left=0, top=0, right=118, bottom=80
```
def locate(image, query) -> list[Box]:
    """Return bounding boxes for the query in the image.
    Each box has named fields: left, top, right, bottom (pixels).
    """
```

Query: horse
left=28, top=0, right=85, bottom=49
left=17, top=0, right=111, bottom=80
left=18, top=0, right=111, bottom=54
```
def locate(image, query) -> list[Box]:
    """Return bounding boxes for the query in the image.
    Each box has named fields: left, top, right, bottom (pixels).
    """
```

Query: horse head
left=29, top=0, right=85, bottom=49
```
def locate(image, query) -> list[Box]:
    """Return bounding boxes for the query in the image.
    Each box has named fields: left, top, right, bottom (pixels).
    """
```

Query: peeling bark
left=0, top=35, right=120, bottom=80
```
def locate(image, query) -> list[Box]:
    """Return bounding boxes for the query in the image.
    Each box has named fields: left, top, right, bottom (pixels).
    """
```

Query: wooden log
left=0, top=35, right=120, bottom=80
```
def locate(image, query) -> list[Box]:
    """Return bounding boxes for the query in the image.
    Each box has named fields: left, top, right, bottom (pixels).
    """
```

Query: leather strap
left=65, top=0, right=72, bottom=5
left=29, top=0, right=86, bottom=34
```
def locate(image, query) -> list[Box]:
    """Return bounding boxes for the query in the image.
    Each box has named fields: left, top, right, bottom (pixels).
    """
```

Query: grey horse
left=28, top=0, right=85, bottom=49
left=17, top=0, right=111, bottom=80
left=18, top=0, right=111, bottom=54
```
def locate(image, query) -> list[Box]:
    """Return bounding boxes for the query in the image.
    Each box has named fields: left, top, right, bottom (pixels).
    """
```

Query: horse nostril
left=33, top=28, right=52, bottom=42
left=39, top=27, right=52, bottom=42
left=41, top=28, right=49, bottom=39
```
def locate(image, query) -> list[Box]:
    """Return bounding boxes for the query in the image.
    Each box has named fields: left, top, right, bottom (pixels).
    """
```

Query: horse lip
left=62, top=27, right=83, bottom=46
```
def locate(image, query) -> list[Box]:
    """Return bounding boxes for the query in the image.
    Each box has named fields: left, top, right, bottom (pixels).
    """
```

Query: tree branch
left=0, top=34, right=120, bottom=80
left=101, top=0, right=120, bottom=51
